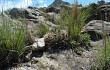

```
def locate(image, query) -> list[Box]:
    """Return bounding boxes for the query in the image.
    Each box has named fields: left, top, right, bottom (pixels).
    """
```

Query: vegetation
left=68, top=0, right=90, bottom=52
left=1, top=0, right=110, bottom=69
left=36, top=24, right=50, bottom=38
left=92, top=37, right=110, bottom=70
left=81, top=3, right=100, bottom=22
left=0, top=18, right=28, bottom=68
left=45, top=0, right=90, bottom=54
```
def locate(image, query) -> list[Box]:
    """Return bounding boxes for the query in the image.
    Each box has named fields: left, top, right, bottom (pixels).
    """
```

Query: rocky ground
left=7, top=40, right=102, bottom=70
left=1, top=0, right=109, bottom=69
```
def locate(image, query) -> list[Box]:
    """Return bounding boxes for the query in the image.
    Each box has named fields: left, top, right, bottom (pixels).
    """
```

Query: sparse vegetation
left=1, top=0, right=110, bottom=70
left=36, top=24, right=50, bottom=37
left=45, top=0, right=90, bottom=53
left=92, top=37, right=110, bottom=70
left=0, top=18, right=27, bottom=68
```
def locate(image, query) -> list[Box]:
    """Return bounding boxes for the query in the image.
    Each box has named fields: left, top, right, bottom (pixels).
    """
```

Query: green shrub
left=0, top=18, right=27, bottom=67
left=70, top=33, right=90, bottom=47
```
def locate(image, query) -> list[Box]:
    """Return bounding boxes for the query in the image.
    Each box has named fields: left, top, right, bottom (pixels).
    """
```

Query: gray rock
left=46, top=7, right=60, bottom=14
left=9, top=8, right=29, bottom=18
left=82, top=20, right=110, bottom=41
left=47, top=12, right=60, bottom=23
left=25, top=52, right=32, bottom=61
left=9, top=8, right=40, bottom=19
left=8, top=47, right=96, bottom=70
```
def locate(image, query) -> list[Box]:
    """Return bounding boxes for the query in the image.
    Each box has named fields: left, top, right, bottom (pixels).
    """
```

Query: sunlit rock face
left=49, top=0, right=70, bottom=7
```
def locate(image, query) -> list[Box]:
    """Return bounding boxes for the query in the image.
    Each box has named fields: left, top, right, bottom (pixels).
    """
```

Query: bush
left=70, top=33, right=90, bottom=48
left=0, top=18, right=27, bottom=68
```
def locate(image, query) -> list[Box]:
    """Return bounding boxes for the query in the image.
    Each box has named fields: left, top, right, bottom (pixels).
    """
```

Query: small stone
left=32, top=42, right=38, bottom=49
left=25, top=52, right=32, bottom=61
left=37, top=38, right=45, bottom=47
left=80, top=67, right=85, bottom=70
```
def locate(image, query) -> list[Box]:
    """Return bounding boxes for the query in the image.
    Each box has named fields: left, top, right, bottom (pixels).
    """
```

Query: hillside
left=49, top=0, right=70, bottom=7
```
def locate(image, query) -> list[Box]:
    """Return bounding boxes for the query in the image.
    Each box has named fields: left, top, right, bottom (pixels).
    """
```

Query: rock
left=46, top=7, right=60, bottom=14
left=49, top=0, right=70, bottom=7
left=90, top=40, right=103, bottom=47
left=37, top=38, right=45, bottom=47
left=32, top=42, right=38, bottom=49
left=9, top=8, right=29, bottom=18
left=27, top=13, right=37, bottom=19
left=31, top=55, right=59, bottom=69
left=82, top=20, right=110, bottom=41
left=47, top=12, right=60, bottom=23
left=9, top=8, right=40, bottom=19
left=8, top=47, right=96, bottom=70
left=28, top=6, right=37, bottom=9
left=46, top=21, right=57, bottom=27
left=29, top=19, right=39, bottom=23
left=25, top=52, right=32, bottom=61
left=37, top=16, right=45, bottom=23
left=32, top=38, right=45, bottom=50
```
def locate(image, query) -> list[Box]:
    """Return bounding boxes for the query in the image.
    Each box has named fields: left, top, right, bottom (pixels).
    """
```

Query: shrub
left=0, top=18, right=27, bottom=68
left=70, top=33, right=90, bottom=48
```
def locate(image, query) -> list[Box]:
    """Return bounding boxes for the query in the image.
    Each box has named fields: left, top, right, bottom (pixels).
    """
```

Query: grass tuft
left=0, top=18, right=27, bottom=68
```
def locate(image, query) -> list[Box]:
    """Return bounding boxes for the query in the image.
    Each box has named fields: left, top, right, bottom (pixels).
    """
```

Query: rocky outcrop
left=1, top=5, right=102, bottom=70
left=46, top=7, right=60, bottom=14
left=49, top=0, right=70, bottom=7
left=82, top=20, right=110, bottom=41
left=9, top=8, right=40, bottom=19
left=9, top=7, right=58, bottom=38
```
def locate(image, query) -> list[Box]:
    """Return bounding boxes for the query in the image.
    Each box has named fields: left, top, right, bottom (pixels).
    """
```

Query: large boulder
left=9, top=8, right=29, bottom=18
left=9, top=8, right=40, bottom=19
left=82, top=20, right=110, bottom=41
